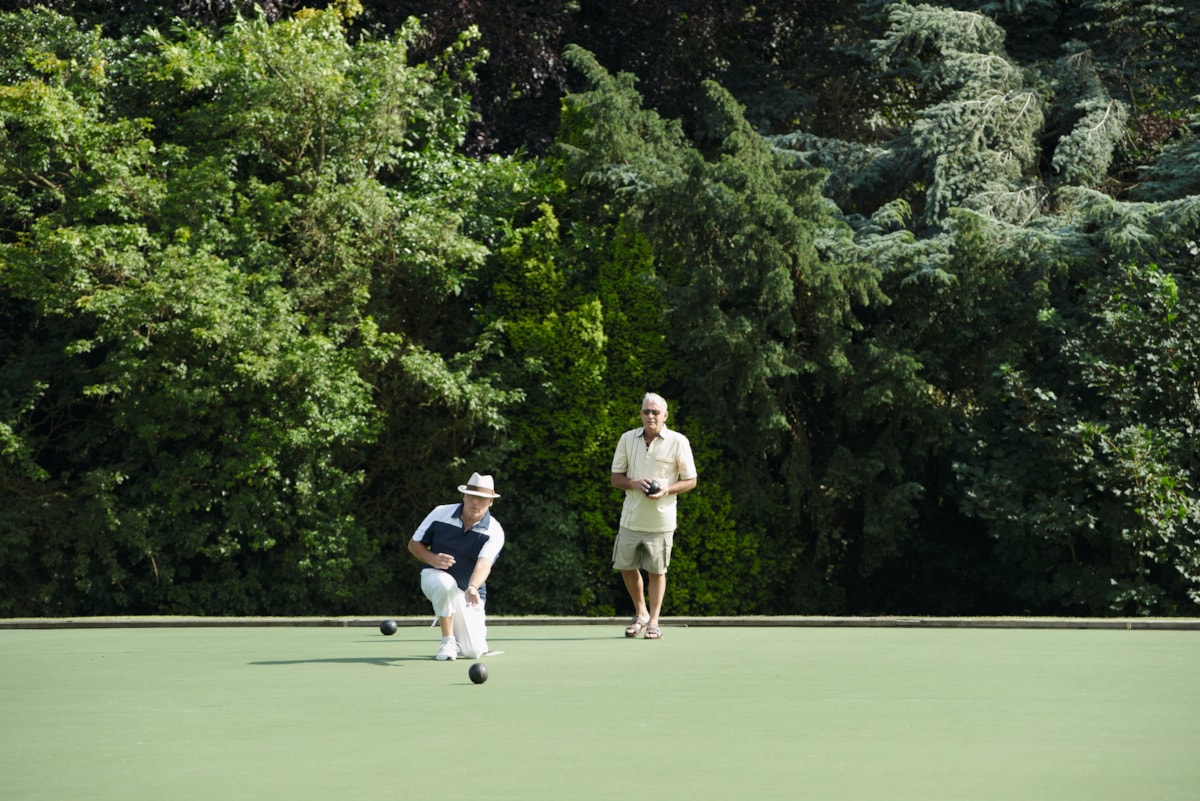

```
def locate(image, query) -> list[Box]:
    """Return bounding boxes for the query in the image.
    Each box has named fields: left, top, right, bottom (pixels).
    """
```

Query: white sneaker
left=436, top=637, right=458, bottom=661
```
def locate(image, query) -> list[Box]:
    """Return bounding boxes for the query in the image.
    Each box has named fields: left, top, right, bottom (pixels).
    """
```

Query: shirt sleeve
left=676, top=435, right=698, bottom=480
left=478, top=521, right=505, bottom=562
left=611, top=430, right=631, bottom=473
left=411, top=507, right=441, bottom=543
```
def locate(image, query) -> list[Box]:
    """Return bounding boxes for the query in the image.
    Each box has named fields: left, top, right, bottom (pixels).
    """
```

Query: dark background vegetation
left=2, top=0, right=1199, bottom=618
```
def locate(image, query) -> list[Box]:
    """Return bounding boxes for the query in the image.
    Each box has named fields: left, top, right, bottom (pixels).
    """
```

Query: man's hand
left=642, top=478, right=666, bottom=499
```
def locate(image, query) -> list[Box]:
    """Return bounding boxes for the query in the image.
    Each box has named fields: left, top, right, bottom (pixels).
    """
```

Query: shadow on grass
left=249, top=656, right=427, bottom=667
left=486, top=634, right=627, bottom=642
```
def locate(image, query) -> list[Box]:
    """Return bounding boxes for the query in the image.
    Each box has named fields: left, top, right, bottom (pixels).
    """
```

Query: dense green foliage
left=2, top=1, right=1198, bottom=617
left=0, top=3, right=511, bottom=613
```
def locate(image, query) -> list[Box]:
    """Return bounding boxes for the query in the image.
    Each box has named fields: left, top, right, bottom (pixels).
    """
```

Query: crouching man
left=407, top=472, right=505, bottom=660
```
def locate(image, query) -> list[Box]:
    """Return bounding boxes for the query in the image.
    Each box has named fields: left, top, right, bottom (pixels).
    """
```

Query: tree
left=5, top=0, right=1200, bottom=618
left=0, top=4, right=513, bottom=614
left=553, top=47, right=899, bottom=612
left=953, top=212, right=1200, bottom=613
left=0, top=0, right=299, bottom=36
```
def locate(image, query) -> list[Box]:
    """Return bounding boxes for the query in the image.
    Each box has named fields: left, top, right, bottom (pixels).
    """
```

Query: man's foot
left=625, top=615, right=650, bottom=638
left=436, top=637, right=458, bottom=661
left=644, top=625, right=663, bottom=640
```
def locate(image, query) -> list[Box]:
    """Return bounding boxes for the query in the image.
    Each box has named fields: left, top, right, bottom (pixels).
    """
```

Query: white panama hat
left=458, top=472, right=501, bottom=499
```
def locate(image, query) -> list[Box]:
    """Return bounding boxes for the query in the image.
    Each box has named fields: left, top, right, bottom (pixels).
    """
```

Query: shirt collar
left=453, top=503, right=491, bottom=529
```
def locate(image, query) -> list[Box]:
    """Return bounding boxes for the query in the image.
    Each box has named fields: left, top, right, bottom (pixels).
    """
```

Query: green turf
left=1, top=624, right=1197, bottom=800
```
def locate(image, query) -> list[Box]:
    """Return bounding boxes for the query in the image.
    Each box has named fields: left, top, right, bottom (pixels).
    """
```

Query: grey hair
left=642, top=392, right=668, bottom=413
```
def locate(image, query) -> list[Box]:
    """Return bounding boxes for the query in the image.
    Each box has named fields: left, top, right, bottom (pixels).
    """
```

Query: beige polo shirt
left=611, top=425, right=698, bottom=533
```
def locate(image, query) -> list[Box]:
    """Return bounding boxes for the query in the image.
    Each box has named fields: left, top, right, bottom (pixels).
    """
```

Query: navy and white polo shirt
left=412, top=503, right=505, bottom=596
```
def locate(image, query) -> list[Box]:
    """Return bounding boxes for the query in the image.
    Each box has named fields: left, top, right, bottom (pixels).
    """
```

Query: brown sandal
left=625, top=616, right=649, bottom=638
left=644, top=625, right=663, bottom=640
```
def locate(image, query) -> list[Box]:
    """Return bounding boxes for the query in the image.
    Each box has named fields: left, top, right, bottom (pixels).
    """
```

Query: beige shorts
left=612, top=526, right=674, bottom=574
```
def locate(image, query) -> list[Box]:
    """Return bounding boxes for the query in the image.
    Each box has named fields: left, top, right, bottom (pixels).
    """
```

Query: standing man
left=610, top=392, right=697, bottom=640
left=408, top=472, right=505, bottom=661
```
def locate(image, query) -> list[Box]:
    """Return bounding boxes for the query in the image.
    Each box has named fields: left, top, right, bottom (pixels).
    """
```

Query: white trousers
left=420, top=569, right=489, bottom=658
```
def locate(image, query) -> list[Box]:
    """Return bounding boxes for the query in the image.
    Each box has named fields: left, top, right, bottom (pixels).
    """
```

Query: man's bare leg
left=645, top=572, right=666, bottom=638
left=621, top=569, right=650, bottom=635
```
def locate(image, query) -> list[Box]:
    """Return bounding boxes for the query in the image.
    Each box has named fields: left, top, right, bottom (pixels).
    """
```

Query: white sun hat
left=458, top=472, right=501, bottom=498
